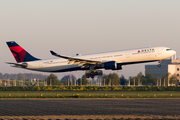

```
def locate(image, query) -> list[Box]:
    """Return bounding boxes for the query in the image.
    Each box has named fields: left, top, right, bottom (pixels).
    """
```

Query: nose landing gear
left=158, top=60, right=161, bottom=67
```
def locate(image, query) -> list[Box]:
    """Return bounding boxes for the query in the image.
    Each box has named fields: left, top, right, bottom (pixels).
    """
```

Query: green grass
left=0, top=91, right=180, bottom=98
left=0, top=95, right=180, bottom=98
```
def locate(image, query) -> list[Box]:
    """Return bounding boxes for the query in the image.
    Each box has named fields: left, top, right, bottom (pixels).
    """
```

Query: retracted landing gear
left=158, top=60, right=161, bottom=67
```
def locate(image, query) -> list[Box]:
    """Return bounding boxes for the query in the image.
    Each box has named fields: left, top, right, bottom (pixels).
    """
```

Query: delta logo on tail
left=6, top=41, right=40, bottom=63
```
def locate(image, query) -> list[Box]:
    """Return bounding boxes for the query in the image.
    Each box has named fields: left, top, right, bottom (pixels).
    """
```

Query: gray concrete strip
left=0, top=115, right=180, bottom=120
left=0, top=98, right=180, bottom=116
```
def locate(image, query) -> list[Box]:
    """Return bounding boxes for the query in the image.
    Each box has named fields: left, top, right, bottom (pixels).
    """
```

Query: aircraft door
left=126, top=52, right=130, bottom=58
left=39, top=61, right=43, bottom=68
left=158, top=49, right=162, bottom=55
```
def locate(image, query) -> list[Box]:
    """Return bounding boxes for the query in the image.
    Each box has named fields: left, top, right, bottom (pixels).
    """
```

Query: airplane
left=6, top=41, right=176, bottom=78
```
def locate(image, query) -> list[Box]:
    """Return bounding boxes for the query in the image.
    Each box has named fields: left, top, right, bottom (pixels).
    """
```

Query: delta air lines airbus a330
left=6, top=41, right=176, bottom=78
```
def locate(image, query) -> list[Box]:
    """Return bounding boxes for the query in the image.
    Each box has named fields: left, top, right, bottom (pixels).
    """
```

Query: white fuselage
left=17, top=46, right=176, bottom=72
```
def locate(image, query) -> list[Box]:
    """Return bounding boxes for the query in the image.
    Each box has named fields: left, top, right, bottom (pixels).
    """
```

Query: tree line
left=129, top=71, right=178, bottom=86
left=1, top=71, right=178, bottom=86
left=48, top=72, right=178, bottom=86
left=0, top=73, right=48, bottom=80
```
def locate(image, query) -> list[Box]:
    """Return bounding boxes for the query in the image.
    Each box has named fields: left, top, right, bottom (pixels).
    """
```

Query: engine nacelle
left=21, top=62, right=28, bottom=68
left=102, top=61, right=123, bottom=70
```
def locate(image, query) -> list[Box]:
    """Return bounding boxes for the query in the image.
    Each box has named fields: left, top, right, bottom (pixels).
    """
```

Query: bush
left=0, top=86, right=180, bottom=91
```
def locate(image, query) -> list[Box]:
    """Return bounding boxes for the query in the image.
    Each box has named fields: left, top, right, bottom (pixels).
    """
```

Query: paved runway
left=0, top=98, right=180, bottom=116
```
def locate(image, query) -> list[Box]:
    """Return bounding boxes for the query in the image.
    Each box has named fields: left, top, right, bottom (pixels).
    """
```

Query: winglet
left=50, top=50, right=69, bottom=59
left=50, top=50, right=57, bottom=55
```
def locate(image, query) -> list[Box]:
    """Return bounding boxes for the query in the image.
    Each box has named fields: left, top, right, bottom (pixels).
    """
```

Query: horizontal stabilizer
left=5, top=62, right=28, bottom=68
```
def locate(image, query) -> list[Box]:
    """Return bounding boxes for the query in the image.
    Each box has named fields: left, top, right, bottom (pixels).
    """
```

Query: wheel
left=86, top=75, right=90, bottom=78
left=94, top=71, right=99, bottom=75
left=90, top=75, right=94, bottom=78
left=90, top=71, right=94, bottom=75
left=158, top=64, right=161, bottom=67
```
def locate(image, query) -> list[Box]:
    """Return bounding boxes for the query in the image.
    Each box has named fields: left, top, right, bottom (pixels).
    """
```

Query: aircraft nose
left=172, top=50, right=176, bottom=55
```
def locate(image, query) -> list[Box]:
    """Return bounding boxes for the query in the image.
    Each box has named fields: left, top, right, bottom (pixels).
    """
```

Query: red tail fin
left=6, top=41, right=40, bottom=63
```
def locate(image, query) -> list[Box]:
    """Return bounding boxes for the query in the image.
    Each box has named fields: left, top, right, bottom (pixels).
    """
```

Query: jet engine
left=102, top=61, right=123, bottom=70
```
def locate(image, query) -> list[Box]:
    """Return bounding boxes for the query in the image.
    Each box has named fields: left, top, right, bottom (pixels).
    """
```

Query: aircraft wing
left=5, top=62, right=28, bottom=68
left=50, top=50, right=102, bottom=66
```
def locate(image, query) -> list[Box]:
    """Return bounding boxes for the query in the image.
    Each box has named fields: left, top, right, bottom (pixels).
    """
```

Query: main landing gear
left=158, top=60, right=161, bottom=67
left=86, top=71, right=99, bottom=78
left=85, top=65, right=98, bottom=78
left=85, top=69, right=103, bottom=85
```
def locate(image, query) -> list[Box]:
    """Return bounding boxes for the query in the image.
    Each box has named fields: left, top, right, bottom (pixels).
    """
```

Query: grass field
left=0, top=91, right=180, bottom=98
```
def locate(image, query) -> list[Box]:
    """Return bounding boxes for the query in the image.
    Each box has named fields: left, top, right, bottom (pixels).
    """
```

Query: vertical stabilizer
left=6, top=41, right=40, bottom=63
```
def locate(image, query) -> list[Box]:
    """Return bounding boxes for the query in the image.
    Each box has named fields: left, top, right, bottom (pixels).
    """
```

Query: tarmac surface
left=0, top=98, right=180, bottom=116
left=1, top=98, right=180, bottom=120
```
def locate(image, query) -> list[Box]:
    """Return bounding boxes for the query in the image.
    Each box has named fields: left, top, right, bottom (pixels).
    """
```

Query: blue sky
left=0, top=0, right=180, bottom=79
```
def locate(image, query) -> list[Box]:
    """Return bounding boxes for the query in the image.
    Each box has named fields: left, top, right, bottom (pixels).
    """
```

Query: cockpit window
left=166, top=49, right=172, bottom=51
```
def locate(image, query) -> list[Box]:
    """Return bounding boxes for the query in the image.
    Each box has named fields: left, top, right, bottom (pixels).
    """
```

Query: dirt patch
left=0, top=115, right=180, bottom=120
